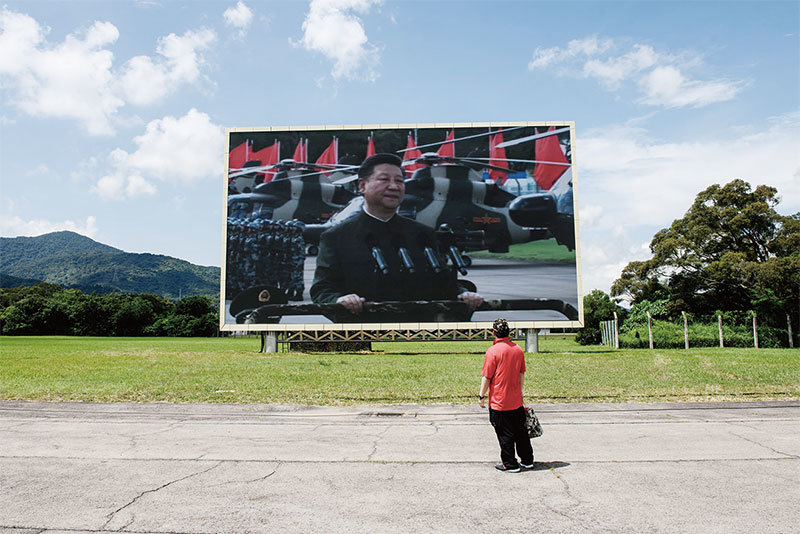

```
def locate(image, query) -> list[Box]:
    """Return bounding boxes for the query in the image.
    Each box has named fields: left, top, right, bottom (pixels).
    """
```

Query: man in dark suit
left=310, top=153, right=483, bottom=321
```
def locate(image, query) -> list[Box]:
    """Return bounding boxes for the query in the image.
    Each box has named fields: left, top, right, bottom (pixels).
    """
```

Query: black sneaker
left=520, top=462, right=534, bottom=469
left=495, top=464, right=520, bottom=473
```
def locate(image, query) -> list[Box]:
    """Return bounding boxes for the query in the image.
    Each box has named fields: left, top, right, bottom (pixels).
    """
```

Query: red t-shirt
left=482, top=337, right=526, bottom=411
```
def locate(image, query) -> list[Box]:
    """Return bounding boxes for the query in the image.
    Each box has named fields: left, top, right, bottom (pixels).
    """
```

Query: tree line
left=579, top=180, right=799, bottom=348
left=0, top=283, right=218, bottom=337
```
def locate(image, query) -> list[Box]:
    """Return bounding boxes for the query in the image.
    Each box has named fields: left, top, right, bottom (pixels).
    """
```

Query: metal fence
left=607, top=311, right=796, bottom=349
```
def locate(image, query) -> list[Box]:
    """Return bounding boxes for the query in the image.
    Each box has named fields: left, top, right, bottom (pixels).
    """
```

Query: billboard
left=220, top=123, right=583, bottom=331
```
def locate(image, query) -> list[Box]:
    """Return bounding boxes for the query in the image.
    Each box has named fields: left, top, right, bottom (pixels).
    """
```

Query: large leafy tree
left=612, top=180, right=799, bottom=324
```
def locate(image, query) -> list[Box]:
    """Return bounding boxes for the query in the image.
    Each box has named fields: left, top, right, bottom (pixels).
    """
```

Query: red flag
left=533, top=127, right=569, bottom=190
left=489, top=130, right=510, bottom=184
left=251, top=141, right=280, bottom=182
left=402, top=133, right=423, bottom=176
left=315, top=138, right=338, bottom=176
left=293, top=139, right=305, bottom=163
left=437, top=129, right=455, bottom=158
left=366, top=134, right=376, bottom=158
left=250, top=141, right=280, bottom=166
left=228, top=140, right=250, bottom=169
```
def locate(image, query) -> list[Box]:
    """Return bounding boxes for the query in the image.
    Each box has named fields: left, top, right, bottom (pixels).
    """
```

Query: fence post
left=787, top=313, right=794, bottom=349
left=752, top=312, right=759, bottom=349
left=718, top=314, right=724, bottom=348
left=613, top=312, right=619, bottom=349
left=647, top=311, right=653, bottom=349
left=682, top=311, right=689, bottom=350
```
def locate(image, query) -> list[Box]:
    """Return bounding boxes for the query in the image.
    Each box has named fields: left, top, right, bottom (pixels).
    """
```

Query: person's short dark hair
left=359, top=153, right=403, bottom=180
left=493, top=318, right=510, bottom=338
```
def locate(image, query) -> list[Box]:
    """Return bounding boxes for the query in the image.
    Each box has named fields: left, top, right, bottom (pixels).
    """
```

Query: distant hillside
left=0, top=231, right=219, bottom=299
left=0, top=273, right=43, bottom=288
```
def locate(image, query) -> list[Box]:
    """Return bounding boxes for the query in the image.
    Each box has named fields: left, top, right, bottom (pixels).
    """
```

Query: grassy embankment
left=1, top=336, right=797, bottom=405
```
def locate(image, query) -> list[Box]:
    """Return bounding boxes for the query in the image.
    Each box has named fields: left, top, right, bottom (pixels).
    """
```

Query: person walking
left=479, top=318, right=534, bottom=472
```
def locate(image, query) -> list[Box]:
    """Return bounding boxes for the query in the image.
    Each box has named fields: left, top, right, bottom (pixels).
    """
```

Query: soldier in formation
left=226, top=217, right=305, bottom=301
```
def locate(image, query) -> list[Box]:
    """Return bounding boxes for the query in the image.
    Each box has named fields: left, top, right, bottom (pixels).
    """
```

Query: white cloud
left=528, top=35, right=744, bottom=108
left=125, top=108, right=225, bottom=181
left=567, top=35, right=613, bottom=57
left=91, top=150, right=153, bottom=201
left=577, top=112, right=800, bottom=296
left=92, top=108, right=224, bottom=200
left=125, top=173, right=157, bottom=197
left=639, top=65, right=743, bottom=108
left=0, top=9, right=123, bottom=135
left=69, top=157, right=99, bottom=183
left=118, top=28, right=216, bottom=106
left=297, top=0, right=381, bottom=81
left=583, top=44, right=659, bottom=90
left=529, top=35, right=612, bottom=71
left=0, top=7, right=216, bottom=134
left=224, top=1, right=254, bottom=38
left=26, top=163, right=52, bottom=177
left=527, top=46, right=562, bottom=70
left=0, top=214, right=98, bottom=239
left=579, top=204, right=604, bottom=227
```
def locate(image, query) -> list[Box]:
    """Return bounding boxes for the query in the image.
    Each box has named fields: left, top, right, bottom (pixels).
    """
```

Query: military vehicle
left=397, top=152, right=574, bottom=254
left=228, top=159, right=358, bottom=226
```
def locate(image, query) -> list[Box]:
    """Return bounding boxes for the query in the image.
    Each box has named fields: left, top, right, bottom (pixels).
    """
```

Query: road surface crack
left=244, top=462, right=281, bottom=483
left=541, top=468, right=608, bottom=532
left=729, top=431, right=799, bottom=459
left=366, top=426, right=392, bottom=461
left=101, top=461, right=222, bottom=530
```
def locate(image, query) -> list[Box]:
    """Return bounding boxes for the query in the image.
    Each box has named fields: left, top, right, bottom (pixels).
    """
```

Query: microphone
left=366, top=234, right=390, bottom=275
left=448, top=245, right=468, bottom=276
left=417, top=233, right=442, bottom=274
left=392, top=235, right=416, bottom=274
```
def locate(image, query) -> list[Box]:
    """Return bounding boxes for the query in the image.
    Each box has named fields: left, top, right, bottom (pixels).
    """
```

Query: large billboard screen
left=220, top=123, right=583, bottom=331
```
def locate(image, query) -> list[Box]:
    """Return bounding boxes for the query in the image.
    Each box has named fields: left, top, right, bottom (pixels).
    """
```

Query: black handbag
left=524, top=406, right=543, bottom=438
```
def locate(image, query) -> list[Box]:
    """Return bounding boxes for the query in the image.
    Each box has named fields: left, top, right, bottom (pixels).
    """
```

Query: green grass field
left=1, top=336, right=797, bottom=405
left=471, top=238, right=575, bottom=262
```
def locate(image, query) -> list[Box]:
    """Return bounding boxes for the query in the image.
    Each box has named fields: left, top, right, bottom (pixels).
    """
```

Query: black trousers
left=489, top=406, right=534, bottom=468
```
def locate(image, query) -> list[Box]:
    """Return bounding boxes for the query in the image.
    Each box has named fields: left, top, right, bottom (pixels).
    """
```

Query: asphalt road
left=1, top=400, right=798, bottom=533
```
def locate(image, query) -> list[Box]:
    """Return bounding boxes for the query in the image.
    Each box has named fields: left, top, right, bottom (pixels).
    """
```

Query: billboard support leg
left=525, top=329, right=539, bottom=354
left=260, top=332, right=277, bottom=353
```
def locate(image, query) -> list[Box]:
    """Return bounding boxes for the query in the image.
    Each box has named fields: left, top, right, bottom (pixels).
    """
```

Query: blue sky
left=1, top=0, right=798, bottom=295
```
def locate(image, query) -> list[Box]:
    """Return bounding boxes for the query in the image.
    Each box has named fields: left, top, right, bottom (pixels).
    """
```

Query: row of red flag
left=228, top=138, right=332, bottom=170
left=229, top=128, right=568, bottom=188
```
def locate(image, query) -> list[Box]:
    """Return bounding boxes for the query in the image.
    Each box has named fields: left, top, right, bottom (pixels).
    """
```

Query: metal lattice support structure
left=279, top=328, right=520, bottom=343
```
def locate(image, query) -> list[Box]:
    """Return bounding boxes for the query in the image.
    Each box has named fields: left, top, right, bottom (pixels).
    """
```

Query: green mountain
left=0, top=231, right=219, bottom=299
left=0, top=273, right=44, bottom=288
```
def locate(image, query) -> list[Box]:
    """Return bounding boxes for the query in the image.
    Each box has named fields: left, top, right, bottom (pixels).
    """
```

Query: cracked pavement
left=0, top=400, right=798, bottom=533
